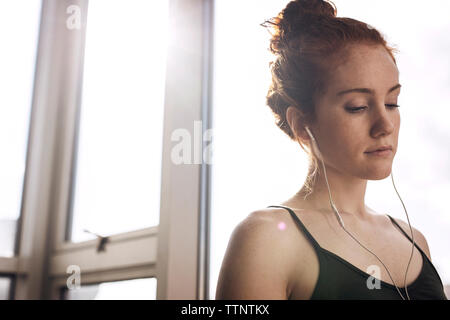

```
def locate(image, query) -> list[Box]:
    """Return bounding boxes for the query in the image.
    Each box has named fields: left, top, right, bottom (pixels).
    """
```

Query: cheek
left=330, top=125, right=371, bottom=162
left=395, top=118, right=401, bottom=151
left=324, top=124, right=361, bottom=158
left=393, top=113, right=401, bottom=137
left=393, top=110, right=401, bottom=125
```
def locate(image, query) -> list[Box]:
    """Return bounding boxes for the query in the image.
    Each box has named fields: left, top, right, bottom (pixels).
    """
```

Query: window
left=0, top=277, right=13, bottom=300
left=62, top=277, right=157, bottom=300
left=0, top=0, right=42, bottom=257
left=67, top=0, right=169, bottom=243
left=39, top=0, right=166, bottom=300
left=210, top=0, right=450, bottom=298
left=7, top=0, right=208, bottom=299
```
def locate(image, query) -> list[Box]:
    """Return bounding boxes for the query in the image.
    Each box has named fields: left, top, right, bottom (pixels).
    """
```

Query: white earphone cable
left=390, top=170, right=415, bottom=301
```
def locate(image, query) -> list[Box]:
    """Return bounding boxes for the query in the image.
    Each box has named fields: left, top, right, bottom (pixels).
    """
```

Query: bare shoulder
left=388, top=216, right=432, bottom=261
left=215, top=208, right=303, bottom=300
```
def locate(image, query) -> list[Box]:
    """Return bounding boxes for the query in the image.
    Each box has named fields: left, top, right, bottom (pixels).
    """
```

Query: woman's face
left=310, top=43, right=401, bottom=180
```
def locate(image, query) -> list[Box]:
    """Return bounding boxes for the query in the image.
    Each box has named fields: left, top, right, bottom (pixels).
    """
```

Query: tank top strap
left=387, top=214, right=447, bottom=292
left=386, top=214, right=426, bottom=256
left=267, top=205, right=323, bottom=252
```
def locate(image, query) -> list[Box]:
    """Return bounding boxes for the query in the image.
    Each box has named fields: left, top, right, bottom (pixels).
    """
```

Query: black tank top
left=267, top=205, right=447, bottom=300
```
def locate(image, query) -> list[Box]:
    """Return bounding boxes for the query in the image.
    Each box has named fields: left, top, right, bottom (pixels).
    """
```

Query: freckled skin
left=286, top=43, right=401, bottom=216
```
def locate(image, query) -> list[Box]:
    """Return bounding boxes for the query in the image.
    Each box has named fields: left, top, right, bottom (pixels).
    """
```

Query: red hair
left=262, top=0, right=399, bottom=141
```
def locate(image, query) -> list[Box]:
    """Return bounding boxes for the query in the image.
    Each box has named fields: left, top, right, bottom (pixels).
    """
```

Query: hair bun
left=262, top=0, right=337, bottom=55
left=284, top=0, right=336, bottom=20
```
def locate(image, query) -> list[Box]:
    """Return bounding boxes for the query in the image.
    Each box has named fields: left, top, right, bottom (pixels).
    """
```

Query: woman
left=215, top=0, right=447, bottom=300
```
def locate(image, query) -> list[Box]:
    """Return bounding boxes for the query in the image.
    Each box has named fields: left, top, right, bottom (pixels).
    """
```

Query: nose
left=369, top=104, right=396, bottom=138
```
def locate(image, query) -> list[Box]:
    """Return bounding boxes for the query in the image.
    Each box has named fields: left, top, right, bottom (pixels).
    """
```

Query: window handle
left=83, top=229, right=109, bottom=252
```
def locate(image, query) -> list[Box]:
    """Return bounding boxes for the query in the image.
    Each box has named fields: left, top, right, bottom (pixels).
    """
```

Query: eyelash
left=346, top=104, right=400, bottom=113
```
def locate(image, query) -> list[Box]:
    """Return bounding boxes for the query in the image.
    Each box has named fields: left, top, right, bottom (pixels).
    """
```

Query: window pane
left=0, top=1, right=42, bottom=257
left=68, top=0, right=169, bottom=242
left=63, top=277, right=157, bottom=300
left=0, top=277, right=12, bottom=300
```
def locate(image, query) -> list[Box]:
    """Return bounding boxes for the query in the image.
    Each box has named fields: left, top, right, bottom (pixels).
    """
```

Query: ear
left=286, top=106, right=310, bottom=143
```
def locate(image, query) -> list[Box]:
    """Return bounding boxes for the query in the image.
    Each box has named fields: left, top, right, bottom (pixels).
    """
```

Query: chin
left=368, top=172, right=391, bottom=180
left=363, top=165, right=393, bottom=180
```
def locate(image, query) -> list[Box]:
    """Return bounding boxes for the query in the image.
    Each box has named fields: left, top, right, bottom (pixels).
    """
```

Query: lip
left=365, top=145, right=393, bottom=153
left=365, top=149, right=393, bottom=157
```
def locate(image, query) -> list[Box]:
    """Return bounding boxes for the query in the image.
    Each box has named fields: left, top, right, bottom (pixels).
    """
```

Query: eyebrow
left=336, top=84, right=402, bottom=97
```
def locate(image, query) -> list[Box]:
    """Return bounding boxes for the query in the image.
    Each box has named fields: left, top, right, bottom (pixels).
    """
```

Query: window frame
left=155, top=0, right=214, bottom=300
left=0, top=0, right=42, bottom=300
left=7, top=0, right=213, bottom=299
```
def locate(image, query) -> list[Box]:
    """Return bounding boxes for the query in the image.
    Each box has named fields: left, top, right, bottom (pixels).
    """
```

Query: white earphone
left=303, top=126, right=415, bottom=300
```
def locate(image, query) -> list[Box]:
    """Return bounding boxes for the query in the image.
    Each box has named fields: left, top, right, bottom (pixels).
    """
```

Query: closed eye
left=346, top=104, right=400, bottom=113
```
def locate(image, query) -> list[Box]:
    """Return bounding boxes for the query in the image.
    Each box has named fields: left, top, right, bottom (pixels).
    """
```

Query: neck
left=286, top=163, right=371, bottom=219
